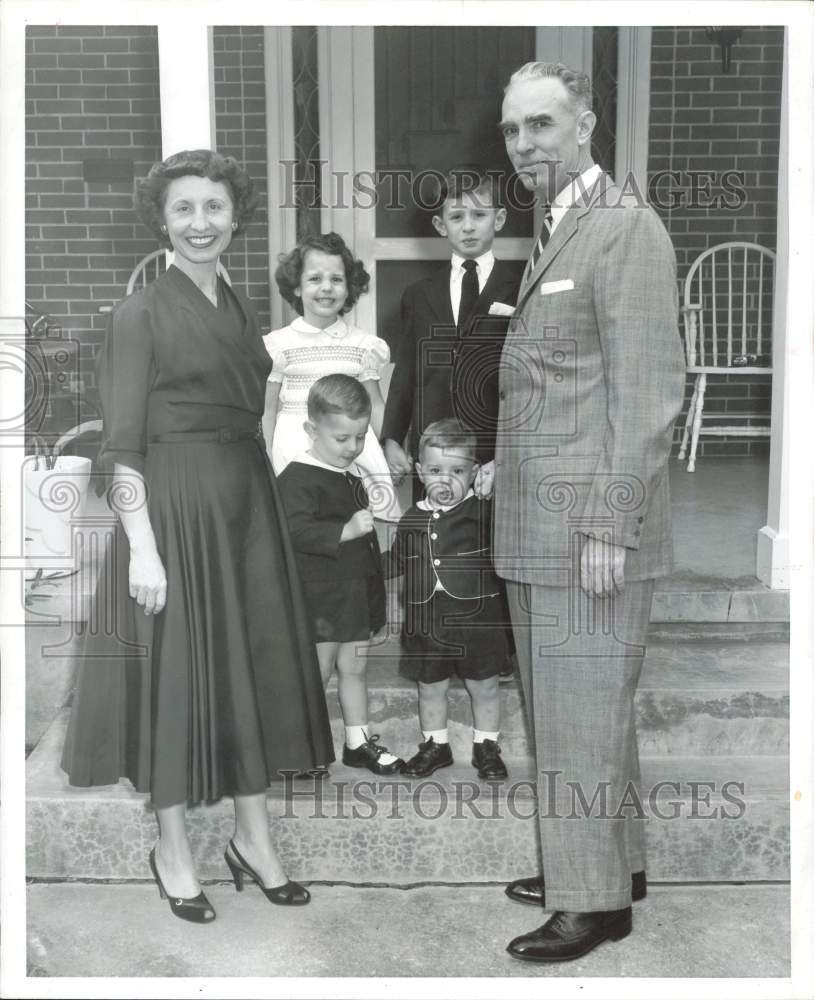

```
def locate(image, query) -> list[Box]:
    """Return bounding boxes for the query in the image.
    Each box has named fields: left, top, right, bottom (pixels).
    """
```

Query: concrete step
left=27, top=625, right=789, bottom=759
left=331, top=632, right=789, bottom=758
left=28, top=709, right=789, bottom=884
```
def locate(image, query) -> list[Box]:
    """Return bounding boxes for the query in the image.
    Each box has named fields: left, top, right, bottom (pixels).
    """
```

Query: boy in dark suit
left=381, top=168, right=521, bottom=503
left=387, top=420, right=511, bottom=781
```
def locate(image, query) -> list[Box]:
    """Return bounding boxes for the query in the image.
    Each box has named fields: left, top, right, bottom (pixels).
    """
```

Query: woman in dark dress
left=61, top=150, right=334, bottom=922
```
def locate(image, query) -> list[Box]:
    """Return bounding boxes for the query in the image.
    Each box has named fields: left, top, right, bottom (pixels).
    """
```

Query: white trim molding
left=615, top=27, right=652, bottom=193
left=264, top=27, right=297, bottom=330
left=534, top=27, right=593, bottom=73
left=317, top=26, right=377, bottom=333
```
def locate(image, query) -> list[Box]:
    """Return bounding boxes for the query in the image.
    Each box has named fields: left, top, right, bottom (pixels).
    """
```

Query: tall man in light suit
left=493, top=62, right=686, bottom=962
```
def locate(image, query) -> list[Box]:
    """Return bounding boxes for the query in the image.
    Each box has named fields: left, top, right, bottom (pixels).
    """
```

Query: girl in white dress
left=263, top=233, right=401, bottom=521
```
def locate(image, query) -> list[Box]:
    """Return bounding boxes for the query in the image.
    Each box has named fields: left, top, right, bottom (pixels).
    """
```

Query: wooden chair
left=58, top=251, right=233, bottom=455
left=678, top=242, right=775, bottom=472
left=125, top=248, right=231, bottom=296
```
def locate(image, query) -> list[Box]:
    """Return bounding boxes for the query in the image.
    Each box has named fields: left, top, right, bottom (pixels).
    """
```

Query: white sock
left=422, top=729, right=449, bottom=745
left=346, top=726, right=399, bottom=766
left=473, top=729, right=499, bottom=744
left=345, top=725, right=368, bottom=749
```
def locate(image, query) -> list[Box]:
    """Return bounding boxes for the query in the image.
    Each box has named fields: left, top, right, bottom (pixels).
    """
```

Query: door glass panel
left=591, top=27, right=619, bottom=176
left=373, top=27, right=536, bottom=239
left=292, top=26, right=321, bottom=237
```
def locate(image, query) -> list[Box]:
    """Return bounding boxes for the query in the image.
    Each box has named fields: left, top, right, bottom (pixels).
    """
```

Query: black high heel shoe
left=148, top=847, right=216, bottom=923
left=224, top=838, right=310, bottom=906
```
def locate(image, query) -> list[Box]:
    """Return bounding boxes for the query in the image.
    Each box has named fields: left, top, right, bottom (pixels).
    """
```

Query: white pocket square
left=539, top=279, right=575, bottom=296
left=488, top=301, right=515, bottom=316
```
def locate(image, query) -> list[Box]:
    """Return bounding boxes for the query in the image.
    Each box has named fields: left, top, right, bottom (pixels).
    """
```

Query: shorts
left=399, top=589, right=512, bottom=684
left=303, top=573, right=386, bottom=643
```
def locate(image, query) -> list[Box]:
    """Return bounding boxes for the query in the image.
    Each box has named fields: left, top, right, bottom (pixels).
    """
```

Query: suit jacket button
left=637, top=516, right=644, bottom=523
left=433, top=559, right=441, bottom=566
left=431, top=533, right=438, bottom=540
left=634, top=529, right=641, bottom=537
left=554, top=373, right=564, bottom=383
left=499, top=390, right=506, bottom=400
left=432, top=511, right=440, bottom=519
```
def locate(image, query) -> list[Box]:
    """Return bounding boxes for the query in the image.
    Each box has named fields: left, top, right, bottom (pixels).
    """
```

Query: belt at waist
left=148, top=427, right=262, bottom=444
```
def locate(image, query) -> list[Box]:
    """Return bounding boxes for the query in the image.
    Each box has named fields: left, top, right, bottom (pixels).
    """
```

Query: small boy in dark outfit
left=277, top=374, right=404, bottom=776
left=387, top=419, right=511, bottom=780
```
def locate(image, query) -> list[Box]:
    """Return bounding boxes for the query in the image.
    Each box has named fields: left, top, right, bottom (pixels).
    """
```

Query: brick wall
left=25, top=25, right=273, bottom=434
left=25, top=25, right=162, bottom=426
left=213, top=27, right=271, bottom=330
left=648, top=26, right=783, bottom=458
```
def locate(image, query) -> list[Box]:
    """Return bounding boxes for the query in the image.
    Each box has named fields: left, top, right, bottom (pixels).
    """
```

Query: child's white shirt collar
left=450, top=250, right=495, bottom=283
left=417, top=488, right=476, bottom=513
left=290, top=315, right=348, bottom=338
left=295, top=450, right=362, bottom=477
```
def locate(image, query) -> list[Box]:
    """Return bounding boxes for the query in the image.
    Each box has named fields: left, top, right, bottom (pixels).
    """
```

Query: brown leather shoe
left=507, top=907, right=632, bottom=962
left=505, top=869, right=647, bottom=906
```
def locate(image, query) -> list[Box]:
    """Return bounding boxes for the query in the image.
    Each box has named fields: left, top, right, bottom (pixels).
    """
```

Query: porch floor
left=665, top=456, right=769, bottom=589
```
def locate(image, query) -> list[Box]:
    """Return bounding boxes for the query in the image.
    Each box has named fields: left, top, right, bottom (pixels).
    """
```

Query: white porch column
left=756, top=31, right=792, bottom=589
left=157, top=22, right=216, bottom=156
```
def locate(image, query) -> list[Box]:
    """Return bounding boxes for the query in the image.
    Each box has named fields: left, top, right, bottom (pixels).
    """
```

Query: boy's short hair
left=437, top=166, right=501, bottom=213
left=307, top=373, right=372, bottom=422
left=418, top=419, right=478, bottom=461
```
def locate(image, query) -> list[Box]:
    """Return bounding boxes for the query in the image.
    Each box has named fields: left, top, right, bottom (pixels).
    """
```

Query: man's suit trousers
left=506, top=578, right=654, bottom=912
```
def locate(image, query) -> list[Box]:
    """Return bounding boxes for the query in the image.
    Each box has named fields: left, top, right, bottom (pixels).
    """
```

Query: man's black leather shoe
left=472, top=738, right=508, bottom=780
left=400, top=737, right=453, bottom=778
left=505, top=869, right=647, bottom=907
left=507, top=907, right=633, bottom=963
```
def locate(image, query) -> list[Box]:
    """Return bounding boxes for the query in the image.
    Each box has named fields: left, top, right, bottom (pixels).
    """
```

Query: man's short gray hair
left=506, top=62, right=593, bottom=114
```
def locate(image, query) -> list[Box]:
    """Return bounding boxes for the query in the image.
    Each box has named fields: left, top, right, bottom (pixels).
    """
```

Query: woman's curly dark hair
left=135, top=149, right=259, bottom=248
left=275, top=232, right=370, bottom=316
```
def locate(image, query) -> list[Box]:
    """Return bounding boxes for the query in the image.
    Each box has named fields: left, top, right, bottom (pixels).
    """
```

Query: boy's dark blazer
left=381, top=260, right=521, bottom=468
left=276, top=461, right=381, bottom=583
left=385, top=495, right=503, bottom=606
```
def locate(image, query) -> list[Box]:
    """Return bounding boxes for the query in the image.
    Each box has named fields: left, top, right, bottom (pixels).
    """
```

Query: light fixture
left=705, top=27, right=744, bottom=74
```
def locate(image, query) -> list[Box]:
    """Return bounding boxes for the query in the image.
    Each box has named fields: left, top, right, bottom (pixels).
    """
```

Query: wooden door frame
left=315, top=25, right=652, bottom=334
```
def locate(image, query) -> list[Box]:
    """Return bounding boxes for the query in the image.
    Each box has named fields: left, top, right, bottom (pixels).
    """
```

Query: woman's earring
left=160, top=225, right=168, bottom=235
left=231, top=222, right=237, bottom=231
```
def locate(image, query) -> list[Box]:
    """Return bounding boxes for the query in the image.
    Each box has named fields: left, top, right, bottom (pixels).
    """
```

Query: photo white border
left=2, top=1, right=812, bottom=997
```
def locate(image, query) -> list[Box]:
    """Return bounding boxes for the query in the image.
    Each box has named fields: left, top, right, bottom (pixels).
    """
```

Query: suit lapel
left=460, top=260, right=519, bottom=337
left=424, top=265, right=455, bottom=327
left=515, top=172, right=613, bottom=312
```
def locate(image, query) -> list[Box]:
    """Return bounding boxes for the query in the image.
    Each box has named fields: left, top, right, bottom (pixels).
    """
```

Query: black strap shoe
left=471, top=738, right=508, bottom=780
left=507, top=907, right=633, bottom=963
left=400, top=737, right=454, bottom=778
left=505, top=869, right=647, bottom=907
left=342, top=734, right=404, bottom=775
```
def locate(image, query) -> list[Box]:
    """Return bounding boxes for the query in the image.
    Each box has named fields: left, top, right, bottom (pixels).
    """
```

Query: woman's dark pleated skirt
left=61, top=437, right=335, bottom=808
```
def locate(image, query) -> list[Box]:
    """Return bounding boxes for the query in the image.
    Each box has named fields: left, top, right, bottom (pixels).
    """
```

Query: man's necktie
left=457, top=258, right=479, bottom=333
left=529, top=205, right=553, bottom=271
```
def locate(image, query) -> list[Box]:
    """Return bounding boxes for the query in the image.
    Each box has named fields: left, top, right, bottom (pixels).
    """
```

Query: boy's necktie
left=529, top=204, right=553, bottom=271
left=457, top=258, right=479, bottom=333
